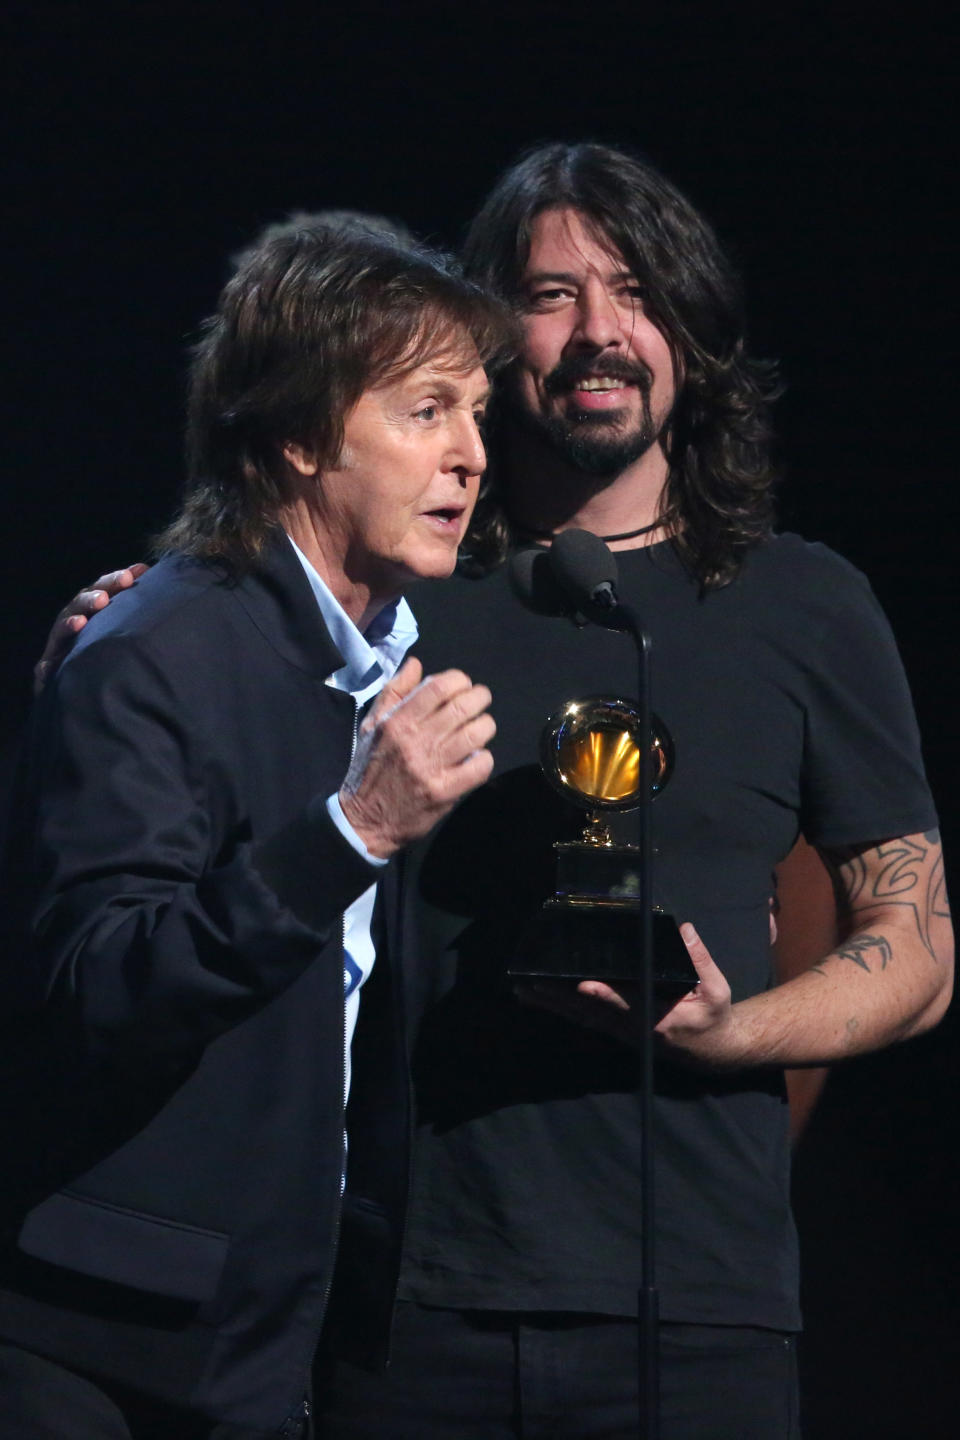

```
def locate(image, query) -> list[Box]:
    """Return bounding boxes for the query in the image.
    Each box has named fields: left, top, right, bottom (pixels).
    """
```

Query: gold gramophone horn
left=540, top=696, right=674, bottom=811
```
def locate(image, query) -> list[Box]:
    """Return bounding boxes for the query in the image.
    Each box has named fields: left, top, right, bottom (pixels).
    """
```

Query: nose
left=448, top=411, right=487, bottom=482
left=570, top=278, right=622, bottom=351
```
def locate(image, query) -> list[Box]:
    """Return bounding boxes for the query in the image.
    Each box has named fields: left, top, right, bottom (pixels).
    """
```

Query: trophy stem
left=582, top=811, right=613, bottom=847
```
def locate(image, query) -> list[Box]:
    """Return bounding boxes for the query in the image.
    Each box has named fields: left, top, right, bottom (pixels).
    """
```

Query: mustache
left=544, top=354, right=653, bottom=397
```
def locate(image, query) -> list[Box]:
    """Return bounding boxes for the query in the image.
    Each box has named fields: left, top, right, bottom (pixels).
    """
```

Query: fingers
left=63, top=588, right=111, bottom=622
left=379, top=667, right=487, bottom=726
left=654, top=924, right=735, bottom=1062
left=33, top=608, right=107, bottom=695
left=440, top=737, right=495, bottom=798
left=370, top=655, right=423, bottom=720
left=89, top=564, right=148, bottom=596
left=679, top=923, right=726, bottom=995
left=437, top=707, right=497, bottom=770
left=577, top=979, right=632, bottom=1011
left=368, top=666, right=496, bottom=778
left=60, top=567, right=143, bottom=626
left=427, top=677, right=496, bottom=793
left=69, top=565, right=148, bottom=620
left=516, top=979, right=638, bottom=1045
left=415, top=673, right=495, bottom=750
left=340, top=662, right=496, bottom=856
left=34, top=564, right=146, bottom=697
left=57, top=564, right=146, bottom=628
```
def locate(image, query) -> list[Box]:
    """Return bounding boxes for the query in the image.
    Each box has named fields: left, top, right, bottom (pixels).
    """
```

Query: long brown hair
left=460, top=143, right=779, bottom=587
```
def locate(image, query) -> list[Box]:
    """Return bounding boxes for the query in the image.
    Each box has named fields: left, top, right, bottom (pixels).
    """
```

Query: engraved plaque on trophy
left=510, top=695, right=697, bottom=994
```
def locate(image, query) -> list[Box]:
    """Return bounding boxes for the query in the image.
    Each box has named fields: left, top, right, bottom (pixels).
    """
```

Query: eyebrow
left=427, top=377, right=492, bottom=407
left=523, top=269, right=637, bottom=287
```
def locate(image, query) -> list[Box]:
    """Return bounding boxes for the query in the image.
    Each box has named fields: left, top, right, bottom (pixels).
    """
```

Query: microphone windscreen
left=508, top=546, right=570, bottom=616
left=548, top=529, right=619, bottom=609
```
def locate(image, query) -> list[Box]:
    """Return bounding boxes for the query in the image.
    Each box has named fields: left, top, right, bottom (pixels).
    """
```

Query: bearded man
left=317, top=144, right=952, bottom=1440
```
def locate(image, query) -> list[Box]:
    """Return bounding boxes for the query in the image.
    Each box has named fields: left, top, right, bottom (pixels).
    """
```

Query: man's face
left=312, top=352, right=489, bottom=598
left=510, top=208, right=677, bottom=477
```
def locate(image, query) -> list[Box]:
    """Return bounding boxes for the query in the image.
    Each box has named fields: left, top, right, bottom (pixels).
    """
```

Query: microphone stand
left=517, top=533, right=663, bottom=1439
left=590, top=591, right=659, bottom=1440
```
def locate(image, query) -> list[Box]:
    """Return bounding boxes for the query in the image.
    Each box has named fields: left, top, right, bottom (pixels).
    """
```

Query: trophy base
left=508, top=902, right=697, bottom=996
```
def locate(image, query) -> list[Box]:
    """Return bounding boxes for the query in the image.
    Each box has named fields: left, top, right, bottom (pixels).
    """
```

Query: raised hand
left=339, top=656, right=496, bottom=858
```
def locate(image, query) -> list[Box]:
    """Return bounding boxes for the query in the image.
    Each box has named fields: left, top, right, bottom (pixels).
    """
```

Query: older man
left=0, top=224, right=512, bottom=1437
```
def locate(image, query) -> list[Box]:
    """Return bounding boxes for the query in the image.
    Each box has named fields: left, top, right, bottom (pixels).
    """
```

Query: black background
left=4, top=3, right=958, bottom=1434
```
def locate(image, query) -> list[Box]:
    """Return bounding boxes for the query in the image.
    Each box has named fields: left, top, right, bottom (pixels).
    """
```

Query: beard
left=524, top=405, right=659, bottom=478
left=505, top=355, right=667, bottom=479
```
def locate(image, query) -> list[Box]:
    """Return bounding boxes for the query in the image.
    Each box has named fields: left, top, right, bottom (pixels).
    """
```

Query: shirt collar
left=286, top=536, right=418, bottom=701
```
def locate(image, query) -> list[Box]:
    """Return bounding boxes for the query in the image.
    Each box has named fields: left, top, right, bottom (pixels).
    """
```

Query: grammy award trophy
left=510, top=695, right=696, bottom=996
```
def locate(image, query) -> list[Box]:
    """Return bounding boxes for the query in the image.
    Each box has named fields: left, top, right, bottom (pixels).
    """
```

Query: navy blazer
left=0, top=532, right=408, bottom=1430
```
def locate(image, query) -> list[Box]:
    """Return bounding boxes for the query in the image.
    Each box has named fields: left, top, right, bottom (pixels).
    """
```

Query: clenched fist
left=339, top=656, right=495, bottom=858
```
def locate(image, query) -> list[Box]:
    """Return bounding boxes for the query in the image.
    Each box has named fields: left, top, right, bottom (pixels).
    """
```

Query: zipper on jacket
left=281, top=691, right=356, bottom=1433
left=341, top=691, right=361, bottom=1177
left=277, top=1394, right=311, bottom=1437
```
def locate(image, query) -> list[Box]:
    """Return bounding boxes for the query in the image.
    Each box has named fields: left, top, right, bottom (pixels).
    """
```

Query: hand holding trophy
left=510, top=694, right=696, bottom=998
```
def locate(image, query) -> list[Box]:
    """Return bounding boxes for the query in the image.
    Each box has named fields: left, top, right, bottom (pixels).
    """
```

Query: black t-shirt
left=395, top=535, right=936, bottom=1329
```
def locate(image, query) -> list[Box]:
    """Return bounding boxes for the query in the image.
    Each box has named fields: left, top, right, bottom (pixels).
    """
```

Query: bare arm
left=652, top=828, right=952, bottom=1068
left=527, top=830, right=952, bottom=1071
left=773, top=837, right=838, bottom=1139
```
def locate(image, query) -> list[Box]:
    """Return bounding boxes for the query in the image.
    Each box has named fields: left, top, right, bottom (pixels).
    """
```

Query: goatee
left=528, top=408, right=659, bottom=478
left=509, top=353, right=666, bottom=478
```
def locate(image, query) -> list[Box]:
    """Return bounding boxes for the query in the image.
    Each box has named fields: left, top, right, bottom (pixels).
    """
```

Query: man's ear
left=283, top=442, right=320, bottom=477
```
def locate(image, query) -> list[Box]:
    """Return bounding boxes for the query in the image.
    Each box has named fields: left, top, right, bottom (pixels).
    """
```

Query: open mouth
left=546, top=358, right=650, bottom=403
left=563, top=374, right=636, bottom=410
left=422, top=506, right=464, bottom=529
left=572, top=375, right=633, bottom=393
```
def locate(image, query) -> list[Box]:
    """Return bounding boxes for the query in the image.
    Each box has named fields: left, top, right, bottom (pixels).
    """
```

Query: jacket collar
left=231, top=527, right=347, bottom=681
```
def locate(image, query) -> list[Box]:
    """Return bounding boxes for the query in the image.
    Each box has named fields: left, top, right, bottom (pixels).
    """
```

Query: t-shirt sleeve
left=797, top=551, right=937, bottom=848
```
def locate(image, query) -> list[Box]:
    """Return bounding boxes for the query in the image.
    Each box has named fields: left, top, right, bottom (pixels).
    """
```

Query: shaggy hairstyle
left=229, top=208, right=416, bottom=268
left=460, top=142, right=780, bottom=587
left=156, top=222, right=515, bottom=565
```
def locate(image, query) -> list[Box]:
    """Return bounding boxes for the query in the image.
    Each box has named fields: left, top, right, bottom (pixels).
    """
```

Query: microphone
left=509, top=530, right=623, bottom=626
left=548, top=529, right=621, bottom=622
left=508, top=546, right=570, bottom=617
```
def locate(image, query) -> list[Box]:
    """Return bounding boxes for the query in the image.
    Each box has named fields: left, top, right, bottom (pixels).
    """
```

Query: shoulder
left=734, top=532, right=884, bottom=628
left=56, top=555, right=253, bottom=702
left=741, top=532, right=870, bottom=591
left=57, top=533, right=340, bottom=700
left=70, top=555, right=233, bottom=652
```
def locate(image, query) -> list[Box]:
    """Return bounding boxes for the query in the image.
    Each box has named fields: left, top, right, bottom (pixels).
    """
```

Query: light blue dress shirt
left=288, top=536, right=418, bottom=1104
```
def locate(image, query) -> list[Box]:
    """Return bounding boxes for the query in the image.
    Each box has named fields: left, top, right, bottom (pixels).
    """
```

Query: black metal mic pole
left=600, top=600, right=658, bottom=1440
left=521, top=534, right=660, bottom=1437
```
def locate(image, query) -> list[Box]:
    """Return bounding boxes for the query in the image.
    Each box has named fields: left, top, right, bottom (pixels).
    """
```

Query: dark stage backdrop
left=4, top=5, right=958, bottom=1435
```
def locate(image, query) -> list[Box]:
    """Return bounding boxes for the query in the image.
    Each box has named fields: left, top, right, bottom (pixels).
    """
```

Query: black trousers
left=316, top=1301, right=801, bottom=1440
left=0, top=1340, right=307, bottom=1440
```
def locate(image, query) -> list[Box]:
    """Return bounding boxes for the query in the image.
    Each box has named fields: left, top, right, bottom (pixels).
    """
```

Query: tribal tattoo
left=818, top=829, right=950, bottom=975
left=833, top=933, right=893, bottom=973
